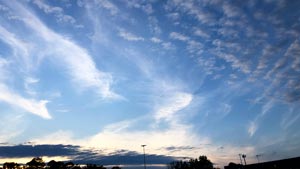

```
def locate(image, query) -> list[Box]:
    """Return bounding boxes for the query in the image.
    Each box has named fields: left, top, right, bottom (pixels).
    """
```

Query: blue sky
left=0, top=0, right=300, bottom=168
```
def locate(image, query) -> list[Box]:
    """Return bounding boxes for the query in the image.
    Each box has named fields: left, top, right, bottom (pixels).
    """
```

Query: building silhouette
left=224, top=156, right=300, bottom=169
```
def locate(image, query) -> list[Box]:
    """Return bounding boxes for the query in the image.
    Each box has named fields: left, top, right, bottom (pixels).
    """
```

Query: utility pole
left=256, top=154, right=262, bottom=163
left=141, top=145, right=147, bottom=169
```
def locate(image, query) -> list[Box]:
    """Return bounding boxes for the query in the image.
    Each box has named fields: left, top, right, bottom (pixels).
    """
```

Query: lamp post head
left=141, top=145, right=146, bottom=147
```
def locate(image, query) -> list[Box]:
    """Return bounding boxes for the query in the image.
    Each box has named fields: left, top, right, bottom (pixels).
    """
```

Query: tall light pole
left=141, top=145, right=146, bottom=169
left=242, top=154, right=247, bottom=165
left=238, top=154, right=243, bottom=165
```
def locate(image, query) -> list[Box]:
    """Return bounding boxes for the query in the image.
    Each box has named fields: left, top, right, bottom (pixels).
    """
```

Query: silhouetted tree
left=26, top=157, right=46, bottom=169
left=85, top=164, right=106, bottom=169
left=169, top=161, right=189, bottom=169
left=111, top=166, right=121, bottom=169
left=191, top=156, right=213, bottom=169
left=47, top=160, right=64, bottom=169
left=169, top=156, right=213, bottom=169
left=3, top=162, right=20, bottom=169
left=225, top=162, right=243, bottom=169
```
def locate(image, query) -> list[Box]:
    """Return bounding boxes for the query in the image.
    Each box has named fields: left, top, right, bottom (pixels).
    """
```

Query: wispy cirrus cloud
left=0, top=26, right=50, bottom=119
left=0, top=83, right=51, bottom=119
left=154, top=92, right=193, bottom=123
left=0, top=25, right=32, bottom=71
left=280, top=105, right=300, bottom=130
left=248, top=121, right=258, bottom=137
left=4, top=1, right=120, bottom=99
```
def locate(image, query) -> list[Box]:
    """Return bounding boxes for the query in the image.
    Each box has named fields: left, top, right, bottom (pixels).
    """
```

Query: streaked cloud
left=169, top=32, right=189, bottom=42
left=0, top=83, right=51, bottom=119
left=32, top=0, right=73, bottom=23
left=248, top=121, right=258, bottom=137
left=118, top=29, right=145, bottom=41
left=194, top=28, right=209, bottom=38
left=150, top=37, right=162, bottom=43
left=94, top=0, right=119, bottom=16
left=4, top=1, right=120, bottom=99
left=154, top=92, right=192, bottom=122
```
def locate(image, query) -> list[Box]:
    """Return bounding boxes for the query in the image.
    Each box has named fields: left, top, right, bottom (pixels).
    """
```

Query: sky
left=0, top=0, right=300, bottom=168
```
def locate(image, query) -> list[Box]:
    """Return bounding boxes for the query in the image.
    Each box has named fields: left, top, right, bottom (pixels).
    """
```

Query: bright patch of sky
left=0, top=0, right=300, bottom=168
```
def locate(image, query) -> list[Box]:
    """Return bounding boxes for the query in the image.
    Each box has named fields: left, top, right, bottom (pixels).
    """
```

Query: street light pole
left=238, top=154, right=243, bottom=165
left=242, top=154, right=247, bottom=165
left=141, top=145, right=146, bottom=169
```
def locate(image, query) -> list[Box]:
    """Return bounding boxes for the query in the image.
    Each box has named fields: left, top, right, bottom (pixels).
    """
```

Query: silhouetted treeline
left=168, top=156, right=215, bottom=169
left=1, top=157, right=121, bottom=169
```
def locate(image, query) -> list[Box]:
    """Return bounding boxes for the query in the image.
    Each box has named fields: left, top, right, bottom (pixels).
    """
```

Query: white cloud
left=222, top=2, right=241, bottom=18
left=5, top=1, right=120, bottom=99
left=150, top=37, right=162, bottom=43
left=215, top=52, right=251, bottom=74
left=187, top=40, right=203, bottom=54
left=261, top=99, right=275, bottom=115
left=280, top=106, right=300, bottom=129
left=169, top=32, right=190, bottom=41
left=0, top=25, right=31, bottom=68
left=85, top=92, right=201, bottom=156
left=155, top=92, right=193, bottom=122
left=166, top=12, right=180, bottom=21
left=124, top=1, right=153, bottom=14
left=248, top=121, right=257, bottom=137
left=168, top=0, right=216, bottom=25
left=0, top=83, right=51, bottom=119
left=33, top=0, right=63, bottom=14
left=194, top=28, right=209, bottom=38
left=32, top=0, right=77, bottom=25
left=142, top=4, right=153, bottom=14
left=148, top=16, right=161, bottom=35
left=285, top=40, right=300, bottom=72
left=162, top=42, right=174, bottom=50
left=24, top=77, right=40, bottom=96
left=29, top=91, right=206, bottom=157
left=118, top=29, right=145, bottom=41
left=94, top=0, right=119, bottom=15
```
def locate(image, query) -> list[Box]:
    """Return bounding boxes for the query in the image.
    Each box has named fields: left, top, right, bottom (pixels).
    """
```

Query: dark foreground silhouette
left=224, top=156, right=300, bottom=169
left=1, top=157, right=120, bottom=169
left=1, top=156, right=216, bottom=169
left=168, top=156, right=214, bottom=169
